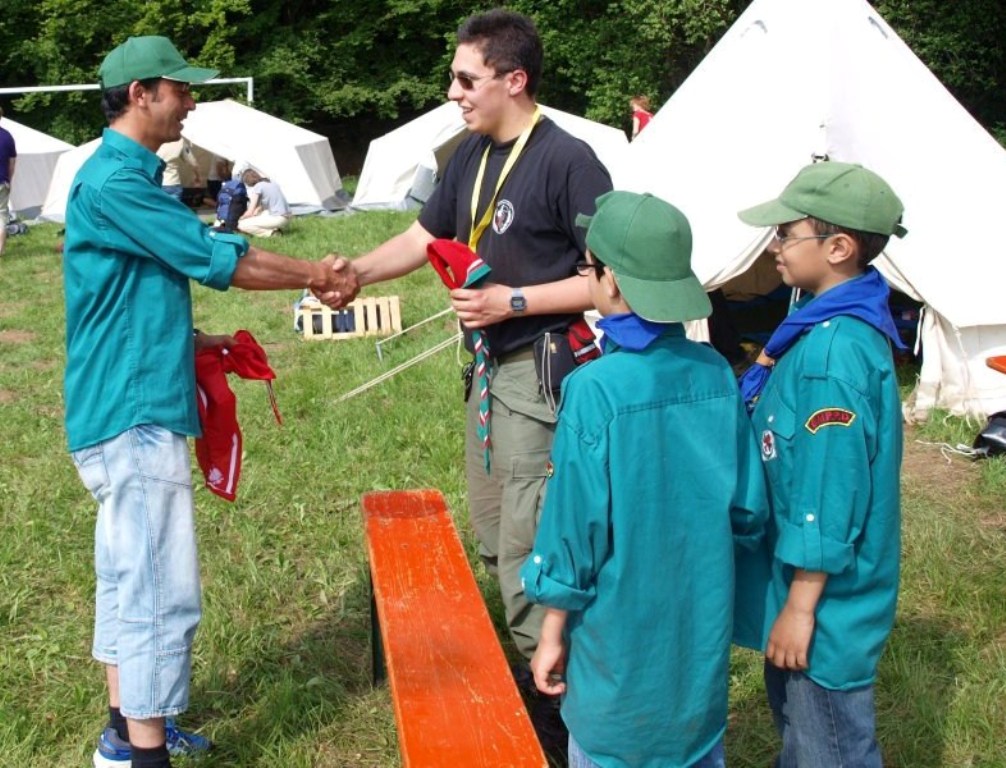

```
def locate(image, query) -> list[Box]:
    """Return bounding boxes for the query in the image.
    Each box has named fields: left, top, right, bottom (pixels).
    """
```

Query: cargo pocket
left=500, top=448, right=552, bottom=558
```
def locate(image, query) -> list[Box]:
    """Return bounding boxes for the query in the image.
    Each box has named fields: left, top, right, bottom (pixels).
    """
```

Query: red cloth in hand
left=194, top=330, right=281, bottom=502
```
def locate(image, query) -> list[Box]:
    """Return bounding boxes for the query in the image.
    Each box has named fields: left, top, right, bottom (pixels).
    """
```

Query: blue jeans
left=72, top=425, right=201, bottom=719
left=568, top=733, right=726, bottom=768
left=765, top=661, right=882, bottom=767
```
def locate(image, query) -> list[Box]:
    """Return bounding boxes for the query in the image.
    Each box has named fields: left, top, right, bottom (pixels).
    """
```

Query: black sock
left=130, top=743, right=171, bottom=768
left=108, top=706, right=129, bottom=742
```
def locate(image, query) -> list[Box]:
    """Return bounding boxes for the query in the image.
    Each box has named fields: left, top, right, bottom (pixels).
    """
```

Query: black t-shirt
left=419, top=117, right=613, bottom=355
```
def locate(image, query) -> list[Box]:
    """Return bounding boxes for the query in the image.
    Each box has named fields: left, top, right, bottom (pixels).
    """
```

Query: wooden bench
left=363, top=489, right=547, bottom=768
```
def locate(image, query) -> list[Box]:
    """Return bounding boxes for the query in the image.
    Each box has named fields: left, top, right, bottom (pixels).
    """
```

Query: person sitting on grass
left=237, top=168, right=292, bottom=237
left=522, top=190, right=768, bottom=768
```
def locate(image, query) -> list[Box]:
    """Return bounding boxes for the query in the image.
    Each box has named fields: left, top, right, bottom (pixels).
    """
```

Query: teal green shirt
left=63, top=128, right=249, bottom=451
left=522, top=327, right=767, bottom=768
left=734, top=314, right=902, bottom=690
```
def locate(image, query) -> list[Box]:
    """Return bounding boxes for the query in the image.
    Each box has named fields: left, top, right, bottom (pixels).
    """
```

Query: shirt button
left=806, top=514, right=816, bottom=522
left=823, top=321, right=831, bottom=328
left=768, top=415, right=775, bottom=423
left=533, top=555, right=542, bottom=564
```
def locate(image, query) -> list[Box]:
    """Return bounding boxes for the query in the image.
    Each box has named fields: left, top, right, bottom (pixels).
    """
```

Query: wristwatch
left=510, top=287, right=527, bottom=314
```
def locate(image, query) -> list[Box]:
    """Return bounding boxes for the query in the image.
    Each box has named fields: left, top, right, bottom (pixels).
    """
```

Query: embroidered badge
left=493, top=199, right=515, bottom=234
left=545, top=459, right=554, bottom=478
left=761, top=430, right=777, bottom=461
left=805, top=408, right=856, bottom=434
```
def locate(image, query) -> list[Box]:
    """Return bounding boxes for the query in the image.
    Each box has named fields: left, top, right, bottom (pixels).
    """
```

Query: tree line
left=2, top=0, right=1004, bottom=172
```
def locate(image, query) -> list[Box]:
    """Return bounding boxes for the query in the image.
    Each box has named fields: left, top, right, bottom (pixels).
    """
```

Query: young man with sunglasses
left=734, top=162, right=908, bottom=767
left=331, top=9, right=612, bottom=762
left=64, top=36, right=350, bottom=768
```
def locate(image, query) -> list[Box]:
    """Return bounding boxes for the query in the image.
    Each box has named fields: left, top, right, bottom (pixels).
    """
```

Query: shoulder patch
left=545, top=459, right=554, bottom=478
left=805, top=408, right=856, bottom=434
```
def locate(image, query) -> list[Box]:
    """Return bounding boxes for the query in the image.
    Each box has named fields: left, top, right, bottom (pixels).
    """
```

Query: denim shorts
left=764, top=661, right=882, bottom=767
left=72, top=424, right=201, bottom=719
left=568, top=732, right=726, bottom=768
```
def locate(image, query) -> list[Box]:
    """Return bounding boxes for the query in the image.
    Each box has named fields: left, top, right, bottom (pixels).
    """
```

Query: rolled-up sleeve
left=98, top=166, right=248, bottom=290
left=776, top=375, right=872, bottom=574
left=521, top=413, right=610, bottom=612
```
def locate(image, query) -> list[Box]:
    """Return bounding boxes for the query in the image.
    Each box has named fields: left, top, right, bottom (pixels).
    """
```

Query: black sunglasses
left=448, top=69, right=512, bottom=91
left=575, top=258, right=606, bottom=278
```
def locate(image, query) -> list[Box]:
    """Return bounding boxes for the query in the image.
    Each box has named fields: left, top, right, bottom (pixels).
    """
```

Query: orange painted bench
left=363, top=489, right=547, bottom=768
left=987, top=356, right=1006, bottom=375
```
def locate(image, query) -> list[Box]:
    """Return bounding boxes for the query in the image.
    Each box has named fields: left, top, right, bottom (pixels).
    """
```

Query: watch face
left=511, top=291, right=527, bottom=311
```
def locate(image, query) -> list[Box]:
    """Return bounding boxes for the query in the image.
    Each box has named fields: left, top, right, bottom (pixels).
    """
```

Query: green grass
left=1, top=215, right=1004, bottom=766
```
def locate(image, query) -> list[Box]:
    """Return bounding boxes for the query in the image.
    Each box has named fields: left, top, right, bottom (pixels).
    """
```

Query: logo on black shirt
left=493, top=199, right=515, bottom=234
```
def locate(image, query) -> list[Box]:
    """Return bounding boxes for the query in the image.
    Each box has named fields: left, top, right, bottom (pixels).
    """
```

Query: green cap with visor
left=576, top=191, right=711, bottom=323
left=738, top=161, right=907, bottom=238
left=99, top=36, right=218, bottom=89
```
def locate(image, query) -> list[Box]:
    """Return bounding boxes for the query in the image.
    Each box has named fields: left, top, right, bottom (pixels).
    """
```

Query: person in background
left=629, top=95, right=653, bottom=140
left=156, top=137, right=200, bottom=202
left=237, top=168, right=292, bottom=237
left=0, top=106, right=17, bottom=258
left=64, top=35, right=352, bottom=768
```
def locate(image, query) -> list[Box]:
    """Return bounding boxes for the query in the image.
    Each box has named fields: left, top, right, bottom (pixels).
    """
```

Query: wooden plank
left=987, top=356, right=1006, bottom=375
left=363, top=490, right=546, bottom=768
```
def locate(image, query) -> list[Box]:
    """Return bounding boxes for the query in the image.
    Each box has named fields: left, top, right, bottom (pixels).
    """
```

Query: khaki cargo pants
left=465, top=350, right=555, bottom=661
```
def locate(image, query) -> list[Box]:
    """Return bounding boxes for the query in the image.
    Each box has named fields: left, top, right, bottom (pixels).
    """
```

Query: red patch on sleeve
left=805, top=408, right=856, bottom=434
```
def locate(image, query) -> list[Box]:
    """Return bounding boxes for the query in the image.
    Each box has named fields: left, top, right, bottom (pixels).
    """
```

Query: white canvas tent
left=621, top=0, right=1006, bottom=420
left=40, top=99, right=344, bottom=221
left=4, top=118, right=73, bottom=219
left=351, top=101, right=629, bottom=211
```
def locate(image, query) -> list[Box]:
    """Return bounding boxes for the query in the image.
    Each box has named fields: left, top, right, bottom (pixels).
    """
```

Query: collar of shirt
left=103, top=127, right=167, bottom=185
left=596, top=312, right=680, bottom=352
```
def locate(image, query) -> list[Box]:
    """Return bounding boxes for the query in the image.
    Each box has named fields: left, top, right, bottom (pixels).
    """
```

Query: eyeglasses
left=575, top=258, right=606, bottom=278
left=774, top=227, right=835, bottom=246
left=448, top=69, right=511, bottom=91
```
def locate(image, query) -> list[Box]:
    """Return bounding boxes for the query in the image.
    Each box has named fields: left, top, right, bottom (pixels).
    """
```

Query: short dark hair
left=457, top=9, right=543, bottom=97
left=808, top=217, right=890, bottom=268
left=100, top=77, right=161, bottom=122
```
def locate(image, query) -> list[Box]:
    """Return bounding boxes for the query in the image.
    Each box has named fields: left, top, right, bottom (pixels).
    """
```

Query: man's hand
left=194, top=331, right=237, bottom=352
left=450, top=283, right=511, bottom=329
left=313, top=254, right=360, bottom=308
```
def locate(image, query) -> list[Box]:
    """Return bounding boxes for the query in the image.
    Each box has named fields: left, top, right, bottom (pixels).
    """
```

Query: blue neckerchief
left=739, top=267, right=905, bottom=412
left=596, top=312, right=672, bottom=352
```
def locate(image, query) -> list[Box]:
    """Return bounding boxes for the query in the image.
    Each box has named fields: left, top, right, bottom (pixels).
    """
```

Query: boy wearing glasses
left=734, top=162, right=907, bottom=767
left=333, top=9, right=611, bottom=762
left=521, top=190, right=767, bottom=768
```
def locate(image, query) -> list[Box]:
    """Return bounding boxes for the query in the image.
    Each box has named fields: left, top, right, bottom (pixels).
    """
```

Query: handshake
left=311, top=254, right=361, bottom=309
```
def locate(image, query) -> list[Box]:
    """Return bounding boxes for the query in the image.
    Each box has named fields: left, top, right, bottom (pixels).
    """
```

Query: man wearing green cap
left=733, top=161, right=908, bottom=767
left=63, top=36, right=351, bottom=768
left=521, top=190, right=768, bottom=768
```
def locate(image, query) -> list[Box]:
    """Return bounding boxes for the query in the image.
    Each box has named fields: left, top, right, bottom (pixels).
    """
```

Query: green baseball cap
left=738, top=161, right=907, bottom=238
left=99, top=36, right=218, bottom=89
left=576, top=191, right=712, bottom=323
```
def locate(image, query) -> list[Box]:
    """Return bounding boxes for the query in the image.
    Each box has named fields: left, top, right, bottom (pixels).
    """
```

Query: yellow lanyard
left=468, top=106, right=541, bottom=251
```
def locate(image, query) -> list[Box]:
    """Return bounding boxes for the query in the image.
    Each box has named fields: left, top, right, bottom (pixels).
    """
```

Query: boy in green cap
left=734, top=161, right=908, bottom=767
left=521, top=190, right=767, bottom=768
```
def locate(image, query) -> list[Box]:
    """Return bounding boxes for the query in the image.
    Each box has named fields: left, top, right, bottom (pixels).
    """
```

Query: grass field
left=0, top=212, right=1003, bottom=767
